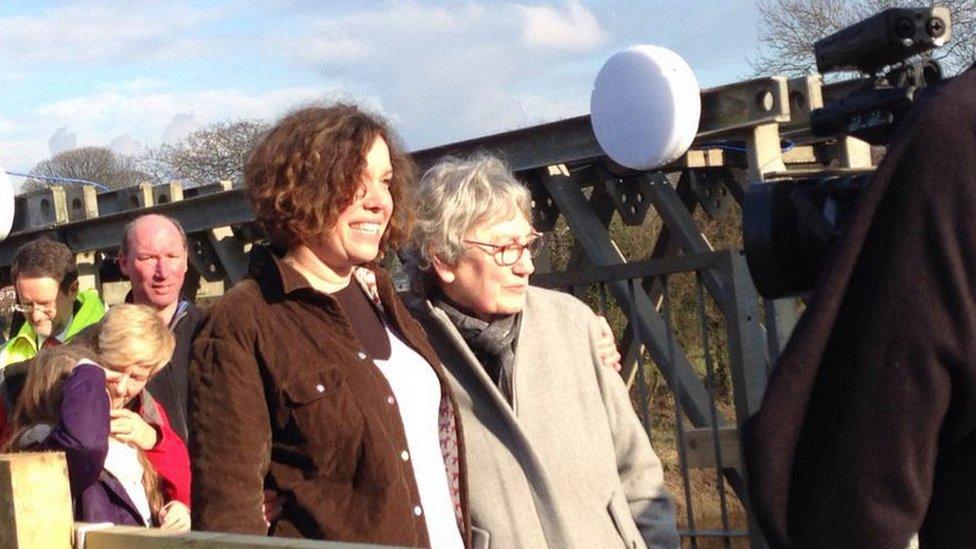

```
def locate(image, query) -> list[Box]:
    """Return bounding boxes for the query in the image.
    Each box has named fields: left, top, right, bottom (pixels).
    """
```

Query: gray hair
left=404, top=153, right=532, bottom=296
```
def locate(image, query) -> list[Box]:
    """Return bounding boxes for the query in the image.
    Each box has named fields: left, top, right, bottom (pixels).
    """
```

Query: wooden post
left=0, top=453, right=74, bottom=549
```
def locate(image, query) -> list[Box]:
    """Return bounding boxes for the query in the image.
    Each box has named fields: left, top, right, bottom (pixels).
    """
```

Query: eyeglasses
left=464, top=233, right=545, bottom=266
left=11, top=302, right=56, bottom=316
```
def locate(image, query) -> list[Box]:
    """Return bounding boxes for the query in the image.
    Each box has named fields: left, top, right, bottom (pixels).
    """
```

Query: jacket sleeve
left=188, top=312, right=271, bottom=534
left=144, top=397, right=192, bottom=507
left=43, top=362, right=111, bottom=495
left=588, top=314, right=680, bottom=549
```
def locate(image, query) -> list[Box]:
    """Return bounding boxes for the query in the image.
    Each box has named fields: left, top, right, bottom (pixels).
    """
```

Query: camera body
left=743, top=6, right=955, bottom=298
left=815, top=6, right=951, bottom=75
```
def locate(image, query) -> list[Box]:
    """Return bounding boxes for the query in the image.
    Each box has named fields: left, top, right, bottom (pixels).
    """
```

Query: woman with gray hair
left=403, top=153, right=680, bottom=549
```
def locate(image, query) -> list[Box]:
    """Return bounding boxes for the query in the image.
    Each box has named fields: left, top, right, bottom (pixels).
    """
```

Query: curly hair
left=245, top=104, right=416, bottom=254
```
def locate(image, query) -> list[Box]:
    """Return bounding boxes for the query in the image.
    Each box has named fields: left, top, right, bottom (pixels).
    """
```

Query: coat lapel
left=425, top=302, right=521, bottom=420
left=98, top=471, right=148, bottom=526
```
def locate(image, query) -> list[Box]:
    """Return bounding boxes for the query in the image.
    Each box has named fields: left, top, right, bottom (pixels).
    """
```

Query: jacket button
left=400, top=450, right=410, bottom=462
left=413, top=505, right=423, bottom=517
left=357, top=351, right=367, bottom=360
left=387, top=395, right=395, bottom=405
left=315, top=384, right=325, bottom=393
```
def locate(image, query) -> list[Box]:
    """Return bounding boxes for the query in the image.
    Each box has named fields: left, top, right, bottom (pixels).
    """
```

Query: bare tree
left=25, top=146, right=146, bottom=192
left=144, top=119, right=268, bottom=186
left=751, top=0, right=976, bottom=76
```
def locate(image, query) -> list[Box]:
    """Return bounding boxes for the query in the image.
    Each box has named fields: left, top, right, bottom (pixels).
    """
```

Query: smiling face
left=119, top=215, right=188, bottom=313
left=433, top=211, right=536, bottom=320
left=14, top=276, right=78, bottom=339
left=311, top=136, right=394, bottom=274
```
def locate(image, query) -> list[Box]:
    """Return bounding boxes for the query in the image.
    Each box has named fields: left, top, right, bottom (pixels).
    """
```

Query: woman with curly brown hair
left=188, top=104, right=469, bottom=548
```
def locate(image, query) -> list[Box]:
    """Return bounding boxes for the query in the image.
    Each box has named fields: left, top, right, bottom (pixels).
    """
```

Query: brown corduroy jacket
left=188, top=246, right=470, bottom=547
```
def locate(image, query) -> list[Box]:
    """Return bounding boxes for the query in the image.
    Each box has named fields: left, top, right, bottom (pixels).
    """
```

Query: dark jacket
left=17, top=362, right=191, bottom=526
left=145, top=298, right=204, bottom=443
left=26, top=363, right=146, bottom=526
left=744, top=69, right=976, bottom=547
left=189, top=246, right=470, bottom=546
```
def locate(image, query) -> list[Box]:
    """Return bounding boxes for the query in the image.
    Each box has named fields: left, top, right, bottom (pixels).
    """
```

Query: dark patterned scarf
left=435, top=298, right=520, bottom=406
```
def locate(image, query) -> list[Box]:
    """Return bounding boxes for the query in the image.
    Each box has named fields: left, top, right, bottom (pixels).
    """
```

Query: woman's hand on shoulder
left=594, top=314, right=622, bottom=372
left=109, top=408, right=159, bottom=450
left=159, top=500, right=191, bottom=531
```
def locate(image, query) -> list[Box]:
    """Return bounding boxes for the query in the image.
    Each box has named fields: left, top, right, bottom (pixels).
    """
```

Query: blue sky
left=0, top=0, right=762, bottom=174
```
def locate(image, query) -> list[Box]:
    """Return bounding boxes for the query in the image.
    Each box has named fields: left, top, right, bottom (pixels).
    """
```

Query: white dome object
left=590, top=45, right=701, bottom=170
left=0, top=169, right=13, bottom=240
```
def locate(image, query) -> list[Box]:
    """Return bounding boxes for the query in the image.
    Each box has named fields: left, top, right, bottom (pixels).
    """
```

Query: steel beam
left=618, top=170, right=736, bottom=385
left=2, top=75, right=801, bottom=269
left=646, top=172, right=731, bottom=307
left=531, top=251, right=726, bottom=288
left=0, top=188, right=254, bottom=265
left=715, top=251, right=770, bottom=549
left=413, top=115, right=601, bottom=174
left=539, top=168, right=719, bottom=428
left=207, top=227, right=248, bottom=285
left=412, top=76, right=792, bottom=174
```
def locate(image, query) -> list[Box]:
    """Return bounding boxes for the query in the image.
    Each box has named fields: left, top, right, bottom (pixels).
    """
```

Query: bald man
left=117, top=214, right=204, bottom=442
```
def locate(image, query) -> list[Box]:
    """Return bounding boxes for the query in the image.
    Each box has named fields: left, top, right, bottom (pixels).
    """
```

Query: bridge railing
left=0, top=452, right=394, bottom=549
left=533, top=248, right=767, bottom=548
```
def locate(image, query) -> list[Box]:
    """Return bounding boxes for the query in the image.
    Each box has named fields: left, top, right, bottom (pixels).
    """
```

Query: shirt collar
left=37, top=311, right=74, bottom=347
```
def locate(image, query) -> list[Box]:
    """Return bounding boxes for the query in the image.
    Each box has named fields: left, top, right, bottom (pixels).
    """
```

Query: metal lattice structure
left=0, top=73, right=876, bottom=548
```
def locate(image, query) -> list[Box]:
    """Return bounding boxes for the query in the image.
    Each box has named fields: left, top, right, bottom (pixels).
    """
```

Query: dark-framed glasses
left=464, top=232, right=546, bottom=266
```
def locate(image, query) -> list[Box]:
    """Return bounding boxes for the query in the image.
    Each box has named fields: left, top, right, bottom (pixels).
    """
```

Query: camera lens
left=895, top=17, right=916, bottom=39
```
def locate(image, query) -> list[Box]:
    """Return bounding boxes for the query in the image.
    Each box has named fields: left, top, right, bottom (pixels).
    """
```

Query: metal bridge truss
left=0, top=74, right=875, bottom=548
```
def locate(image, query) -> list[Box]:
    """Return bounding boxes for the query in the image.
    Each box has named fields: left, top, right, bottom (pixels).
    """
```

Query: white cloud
left=279, top=1, right=609, bottom=148
left=2, top=1, right=763, bottom=175
left=518, top=0, right=606, bottom=52
left=49, top=127, right=77, bottom=155
left=109, top=134, right=142, bottom=157
left=0, top=139, right=51, bottom=174
left=162, top=113, right=202, bottom=145
left=0, top=1, right=228, bottom=68
left=99, top=79, right=171, bottom=94
left=1, top=84, right=367, bottom=171
left=294, top=36, right=372, bottom=66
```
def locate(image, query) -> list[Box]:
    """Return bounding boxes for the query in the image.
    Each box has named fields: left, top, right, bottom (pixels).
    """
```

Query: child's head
left=94, top=304, right=176, bottom=410
left=6, top=344, right=97, bottom=449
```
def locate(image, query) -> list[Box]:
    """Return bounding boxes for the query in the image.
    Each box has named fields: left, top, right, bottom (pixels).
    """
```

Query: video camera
left=742, top=6, right=952, bottom=298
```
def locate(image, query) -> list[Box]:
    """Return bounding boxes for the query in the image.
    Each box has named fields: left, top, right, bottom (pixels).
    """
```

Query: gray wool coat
left=408, top=286, right=679, bottom=549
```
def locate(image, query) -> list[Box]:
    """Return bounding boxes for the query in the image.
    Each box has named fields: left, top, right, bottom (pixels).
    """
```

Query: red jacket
left=141, top=391, right=191, bottom=507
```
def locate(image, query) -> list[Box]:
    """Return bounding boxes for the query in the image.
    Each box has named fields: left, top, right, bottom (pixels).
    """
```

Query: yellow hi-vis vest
left=0, top=288, right=106, bottom=369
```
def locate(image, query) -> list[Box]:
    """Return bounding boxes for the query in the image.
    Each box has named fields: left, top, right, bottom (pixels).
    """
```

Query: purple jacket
left=30, top=363, right=148, bottom=526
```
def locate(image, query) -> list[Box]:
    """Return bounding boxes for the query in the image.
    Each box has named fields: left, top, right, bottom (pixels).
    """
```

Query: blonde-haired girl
left=4, top=304, right=190, bottom=530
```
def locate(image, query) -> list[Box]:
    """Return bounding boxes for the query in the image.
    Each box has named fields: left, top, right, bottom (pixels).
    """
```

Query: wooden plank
left=683, top=426, right=741, bottom=469
left=0, top=453, right=74, bottom=549
left=82, top=526, right=405, bottom=548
